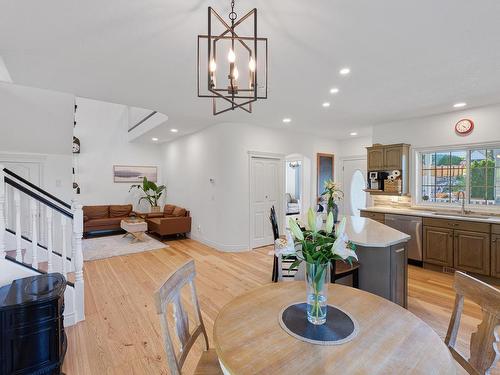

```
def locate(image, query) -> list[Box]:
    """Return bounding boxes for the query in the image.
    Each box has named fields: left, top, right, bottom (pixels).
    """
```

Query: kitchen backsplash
left=372, top=195, right=412, bottom=208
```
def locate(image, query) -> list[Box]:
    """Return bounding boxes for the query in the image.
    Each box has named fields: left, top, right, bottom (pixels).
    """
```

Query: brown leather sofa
left=83, top=204, right=136, bottom=235
left=142, top=204, right=191, bottom=238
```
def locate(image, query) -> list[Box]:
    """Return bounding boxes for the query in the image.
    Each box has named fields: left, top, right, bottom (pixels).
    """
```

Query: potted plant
left=129, top=177, right=166, bottom=213
left=282, top=209, right=357, bottom=325
left=321, top=179, right=343, bottom=223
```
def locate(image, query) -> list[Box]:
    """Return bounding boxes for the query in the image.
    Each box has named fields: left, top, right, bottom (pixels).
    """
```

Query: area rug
left=83, top=234, right=168, bottom=261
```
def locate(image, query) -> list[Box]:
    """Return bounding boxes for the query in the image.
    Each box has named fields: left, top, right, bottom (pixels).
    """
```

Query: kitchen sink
left=430, top=211, right=492, bottom=220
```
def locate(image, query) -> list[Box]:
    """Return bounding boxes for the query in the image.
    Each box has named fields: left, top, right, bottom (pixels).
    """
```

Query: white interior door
left=342, top=158, right=368, bottom=217
left=250, top=157, right=281, bottom=248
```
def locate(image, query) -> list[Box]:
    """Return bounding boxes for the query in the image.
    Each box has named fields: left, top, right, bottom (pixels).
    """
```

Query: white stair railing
left=0, top=164, right=85, bottom=324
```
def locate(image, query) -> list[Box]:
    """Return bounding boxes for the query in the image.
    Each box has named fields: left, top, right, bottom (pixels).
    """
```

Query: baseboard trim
left=189, top=233, right=249, bottom=252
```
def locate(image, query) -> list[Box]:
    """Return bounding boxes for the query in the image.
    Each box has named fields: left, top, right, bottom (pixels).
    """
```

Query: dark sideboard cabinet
left=0, top=273, right=67, bottom=375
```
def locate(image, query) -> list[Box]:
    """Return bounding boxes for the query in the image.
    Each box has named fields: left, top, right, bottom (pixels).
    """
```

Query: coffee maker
left=368, top=172, right=380, bottom=190
left=368, top=171, right=389, bottom=190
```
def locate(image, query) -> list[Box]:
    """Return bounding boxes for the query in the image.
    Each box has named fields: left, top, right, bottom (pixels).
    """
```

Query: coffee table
left=120, top=218, right=148, bottom=243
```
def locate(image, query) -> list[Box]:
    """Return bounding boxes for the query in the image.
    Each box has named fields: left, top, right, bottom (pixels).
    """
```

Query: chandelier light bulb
left=209, top=58, right=217, bottom=72
left=248, top=58, right=256, bottom=72
left=228, top=48, right=236, bottom=63
left=232, top=66, right=239, bottom=80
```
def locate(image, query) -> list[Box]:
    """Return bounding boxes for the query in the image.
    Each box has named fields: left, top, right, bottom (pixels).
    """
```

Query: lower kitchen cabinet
left=423, top=226, right=454, bottom=267
left=491, top=233, right=500, bottom=278
left=453, top=230, right=490, bottom=276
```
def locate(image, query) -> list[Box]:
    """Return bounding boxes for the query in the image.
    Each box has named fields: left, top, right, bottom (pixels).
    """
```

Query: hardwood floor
left=63, top=239, right=488, bottom=374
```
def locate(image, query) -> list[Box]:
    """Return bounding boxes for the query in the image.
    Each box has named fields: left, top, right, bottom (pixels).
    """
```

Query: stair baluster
left=30, top=199, right=38, bottom=268
left=14, top=190, right=22, bottom=262
left=61, top=215, right=67, bottom=277
left=0, top=165, right=5, bottom=258
left=46, top=209, right=53, bottom=272
left=73, top=203, right=85, bottom=321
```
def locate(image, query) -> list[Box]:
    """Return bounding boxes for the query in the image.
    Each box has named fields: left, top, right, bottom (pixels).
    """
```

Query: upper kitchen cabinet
left=367, top=147, right=385, bottom=170
left=367, top=143, right=410, bottom=171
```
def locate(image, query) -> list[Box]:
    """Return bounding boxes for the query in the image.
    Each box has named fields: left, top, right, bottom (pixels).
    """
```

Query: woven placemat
left=278, top=302, right=359, bottom=345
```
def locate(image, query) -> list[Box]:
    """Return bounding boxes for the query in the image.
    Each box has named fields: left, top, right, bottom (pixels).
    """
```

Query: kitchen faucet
left=457, top=191, right=466, bottom=215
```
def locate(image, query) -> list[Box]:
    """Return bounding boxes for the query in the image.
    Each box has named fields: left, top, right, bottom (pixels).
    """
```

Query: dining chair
left=154, top=259, right=223, bottom=375
left=444, top=271, right=500, bottom=375
left=270, top=206, right=302, bottom=282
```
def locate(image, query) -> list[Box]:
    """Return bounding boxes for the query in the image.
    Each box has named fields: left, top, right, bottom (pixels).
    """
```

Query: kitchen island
left=343, top=216, right=411, bottom=307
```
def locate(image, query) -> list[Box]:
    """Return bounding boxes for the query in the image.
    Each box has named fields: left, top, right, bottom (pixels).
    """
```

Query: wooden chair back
left=445, top=271, right=500, bottom=375
left=154, top=259, right=209, bottom=375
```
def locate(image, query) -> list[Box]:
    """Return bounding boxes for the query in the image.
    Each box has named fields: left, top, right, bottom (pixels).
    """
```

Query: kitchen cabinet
left=423, top=226, right=454, bottom=267
left=367, top=148, right=385, bottom=170
left=454, top=230, right=490, bottom=276
left=390, top=244, right=408, bottom=308
left=366, top=143, right=409, bottom=172
left=423, top=217, right=491, bottom=276
left=491, top=225, right=500, bottom=278
left=366, top=144, right=410, bottom=195
left=357, top=243, right=408, bottom=308
left=360, top=210, right=385, bottom=223
left=384, top=146, right=405, bottom=170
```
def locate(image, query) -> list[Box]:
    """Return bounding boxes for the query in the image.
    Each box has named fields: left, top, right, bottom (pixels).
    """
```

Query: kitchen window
left=419, top=146, right=500, bottom=206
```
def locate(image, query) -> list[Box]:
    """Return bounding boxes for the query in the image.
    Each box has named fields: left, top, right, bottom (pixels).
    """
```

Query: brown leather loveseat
left=83, top=204, right=135, bottom=235
left=142, top=204, right=191, bottom=238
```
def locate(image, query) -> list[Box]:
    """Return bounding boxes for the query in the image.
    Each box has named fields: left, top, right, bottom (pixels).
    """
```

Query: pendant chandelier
left=197, top=0, right=268, bottom=115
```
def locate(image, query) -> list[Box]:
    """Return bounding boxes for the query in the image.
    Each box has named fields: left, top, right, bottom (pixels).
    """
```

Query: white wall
left=74, top=97, right=162, bottom=209
left=372, top=104, right=500, bottom=147
left=0, top=83, right=74, bottom=200
left=0, top=82, right=74, bottom=155
left=162, top=122, right=338, bottom=251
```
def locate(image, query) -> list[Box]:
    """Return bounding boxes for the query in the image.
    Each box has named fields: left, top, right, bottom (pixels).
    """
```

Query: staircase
left=0, top=166, right=84, bottom=326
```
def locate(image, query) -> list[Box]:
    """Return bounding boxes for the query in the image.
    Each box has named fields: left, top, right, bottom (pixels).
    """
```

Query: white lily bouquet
left=283, top=208, right=357, bottom=325
left=321, top=179, right=344, bottom=216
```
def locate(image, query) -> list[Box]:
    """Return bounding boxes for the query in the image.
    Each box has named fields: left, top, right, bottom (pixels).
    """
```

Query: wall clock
left=455, top=119, right=474, bottom=136
left=72, top=136, right=81, bottom=153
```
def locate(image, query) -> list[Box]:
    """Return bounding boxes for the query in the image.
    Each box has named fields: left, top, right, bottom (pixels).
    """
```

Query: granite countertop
left=360, top=207, right=500, bottom=224
left=343, top=216, right=411, bottom=248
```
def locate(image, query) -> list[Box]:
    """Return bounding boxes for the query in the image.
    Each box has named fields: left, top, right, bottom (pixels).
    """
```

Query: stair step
left=6, top=249, right=26, bottom=258
left=4, top=252, right=75, bottom=285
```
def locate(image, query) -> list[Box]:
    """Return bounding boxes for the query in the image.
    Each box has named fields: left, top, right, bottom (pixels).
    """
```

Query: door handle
left=395, top=248, right=405, bottom=253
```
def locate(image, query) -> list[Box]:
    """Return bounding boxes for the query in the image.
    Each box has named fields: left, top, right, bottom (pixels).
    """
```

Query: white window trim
left=413, top=141, right=500, bottom=213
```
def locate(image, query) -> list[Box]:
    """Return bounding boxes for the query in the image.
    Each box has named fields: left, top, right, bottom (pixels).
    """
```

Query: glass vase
left=305, top=261, right=330, bottom=325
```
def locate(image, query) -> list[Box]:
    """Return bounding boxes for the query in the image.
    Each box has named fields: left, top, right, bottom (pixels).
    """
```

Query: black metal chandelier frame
left=197, top=1, right=268, bottom=115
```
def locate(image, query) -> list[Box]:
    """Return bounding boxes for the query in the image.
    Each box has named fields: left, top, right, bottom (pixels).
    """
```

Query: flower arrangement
left=279, top=208, right=357, bottom=324
left=321, top=179, right=344, bottom=215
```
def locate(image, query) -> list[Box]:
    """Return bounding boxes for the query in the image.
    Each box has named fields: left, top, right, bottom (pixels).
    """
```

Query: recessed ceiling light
left=152, top=137, right=159, bottom=141
left=322, top=102, right=331, bottom=108
left=282, top=118, right=292, bottom=123
left=339, top=67, right=351, bottom=76
left=453, top=102, right=467, bottom=108
left=170, top=128, right=178, bottom=133
left=349, top=132, right=358, bottom=136
left=330, top=88, right=339, bottom=94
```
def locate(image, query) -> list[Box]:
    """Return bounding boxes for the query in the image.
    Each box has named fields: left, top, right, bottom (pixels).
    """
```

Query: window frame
left=414, top=142, right=500, bottom=212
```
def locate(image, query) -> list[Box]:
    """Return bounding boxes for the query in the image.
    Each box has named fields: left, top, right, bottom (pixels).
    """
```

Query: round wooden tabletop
left=214, top=282, right=456, bottom=375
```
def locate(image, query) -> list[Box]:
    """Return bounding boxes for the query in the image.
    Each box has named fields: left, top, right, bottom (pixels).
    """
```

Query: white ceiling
left=1, top=0, right=500, bottom=141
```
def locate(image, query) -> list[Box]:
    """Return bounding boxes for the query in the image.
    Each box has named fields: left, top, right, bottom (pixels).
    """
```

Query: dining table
left=213, top=282, right=456, bottom=374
